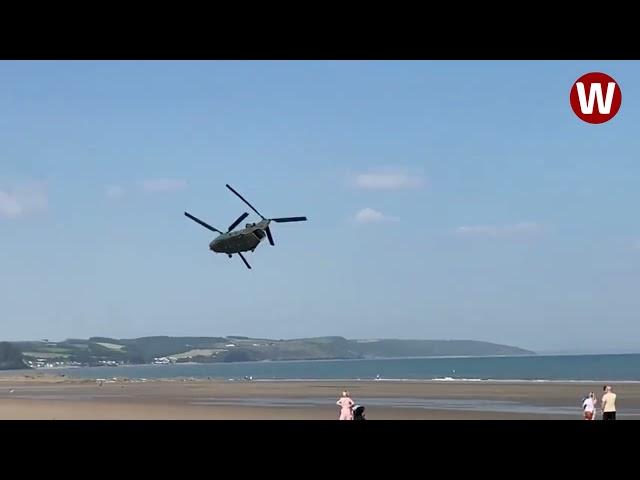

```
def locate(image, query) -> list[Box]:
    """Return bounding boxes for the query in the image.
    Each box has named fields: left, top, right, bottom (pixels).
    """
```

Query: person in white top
left=582, top=392, right=596, bottom=420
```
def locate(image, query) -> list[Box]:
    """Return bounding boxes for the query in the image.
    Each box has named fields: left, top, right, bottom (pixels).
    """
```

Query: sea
left=21, top=353, right=640, bottom=382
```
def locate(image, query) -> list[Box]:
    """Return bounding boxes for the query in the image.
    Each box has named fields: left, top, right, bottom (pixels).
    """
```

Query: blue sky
left=1, top=60, right=639, bottom=352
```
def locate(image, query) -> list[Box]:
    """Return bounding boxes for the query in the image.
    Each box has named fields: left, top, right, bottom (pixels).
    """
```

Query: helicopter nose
left=209, top=240, right=217, bottom=251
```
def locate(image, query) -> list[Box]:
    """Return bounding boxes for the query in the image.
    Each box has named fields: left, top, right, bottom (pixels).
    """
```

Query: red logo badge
left=569, top=72, right=622, bottom=124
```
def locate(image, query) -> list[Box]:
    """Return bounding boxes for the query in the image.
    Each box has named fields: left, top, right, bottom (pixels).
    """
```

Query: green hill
left=0, top=342, right=29, bottom=370
left=351, top=339, right=531, bottom=358
left=9, top=335, right=533, bottom=367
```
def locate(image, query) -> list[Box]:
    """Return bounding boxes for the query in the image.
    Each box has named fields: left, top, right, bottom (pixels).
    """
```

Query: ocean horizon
left=6, top=352, right=640, bottom=382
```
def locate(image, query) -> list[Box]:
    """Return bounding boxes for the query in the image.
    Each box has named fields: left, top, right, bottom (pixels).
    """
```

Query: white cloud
left=456, top=222, right=541, bottom=237
left=105, top=185, right=125, bottom=200
left=355, top=208, right=398, bottom=224
left=140, top=178, right=187, bottom=193
left=0, top=183, right=48, bottom=219
left=353, top=169, right=424, bottom=190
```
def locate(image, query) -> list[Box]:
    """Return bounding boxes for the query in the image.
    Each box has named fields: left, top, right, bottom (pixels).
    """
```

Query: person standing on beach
left=336, top=390, right=355, bottom=420
left=601, top=385, right=617, bottom=420
left=582, top=392, right=596, bottom=420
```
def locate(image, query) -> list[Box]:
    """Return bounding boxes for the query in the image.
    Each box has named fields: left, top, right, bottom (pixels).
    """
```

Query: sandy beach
left=0, top=374, right=638, bottom=419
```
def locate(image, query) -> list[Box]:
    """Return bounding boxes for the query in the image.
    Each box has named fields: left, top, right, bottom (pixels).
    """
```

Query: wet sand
left=1, top=375, right=639, bottom=419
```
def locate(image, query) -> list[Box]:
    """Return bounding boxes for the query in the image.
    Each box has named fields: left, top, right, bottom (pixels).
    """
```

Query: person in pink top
left=336, top=390, right=355, bottom=420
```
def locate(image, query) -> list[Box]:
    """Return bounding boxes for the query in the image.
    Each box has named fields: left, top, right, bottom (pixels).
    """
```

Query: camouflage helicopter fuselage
left=209, top=219, right=270, bottom=255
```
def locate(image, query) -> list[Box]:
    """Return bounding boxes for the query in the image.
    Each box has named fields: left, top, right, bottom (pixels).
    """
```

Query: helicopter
left=184, top=184, right=307, bottom=269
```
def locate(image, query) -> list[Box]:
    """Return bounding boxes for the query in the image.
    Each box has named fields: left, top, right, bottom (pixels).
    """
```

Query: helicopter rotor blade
left=237, top=252, right=252, bottom=269
left=265, top=226, right=275, bottom=246
left=227, top=212, right=249, bottom=232
left=271, top=216, right=307, bottom=223
left=184, top=212, right=223, bottom=233
left=226, top=184, right=266, bottom=220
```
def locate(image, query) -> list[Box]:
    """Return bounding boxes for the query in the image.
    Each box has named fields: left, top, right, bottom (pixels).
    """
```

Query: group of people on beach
left=337, top=385, right=619, bottom=420
left=582, top=385, right=617, bottom=420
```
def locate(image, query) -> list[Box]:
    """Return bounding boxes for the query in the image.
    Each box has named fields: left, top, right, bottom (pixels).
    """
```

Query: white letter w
left=576, top=82, right=616, bottom=114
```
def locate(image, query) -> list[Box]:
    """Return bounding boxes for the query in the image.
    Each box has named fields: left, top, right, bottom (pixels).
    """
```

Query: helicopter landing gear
left=227, top=254, right=232, bottom=258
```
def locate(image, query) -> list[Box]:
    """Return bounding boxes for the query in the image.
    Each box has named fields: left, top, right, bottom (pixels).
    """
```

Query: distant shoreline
left=9, top=350, right=640, bottom=372
left=4, top=375, right=640, bottom=384
left=2, top=374, right=640, bottom=384
left=4, top=353, right=640, bottom=383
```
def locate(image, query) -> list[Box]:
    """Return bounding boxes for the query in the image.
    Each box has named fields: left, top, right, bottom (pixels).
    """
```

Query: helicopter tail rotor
left=224, top=183, right=307, bottom=254
left=265, top=226, right=275, bottom=246
left=237, top=252, right=252, bottom=269
left=226, top=185, right=307, bottom=222
left=226, top=184, right=266, bottom=220
left=227, top=212, right=249, bottom=232
left=271, top=217, right=307, bottom=223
